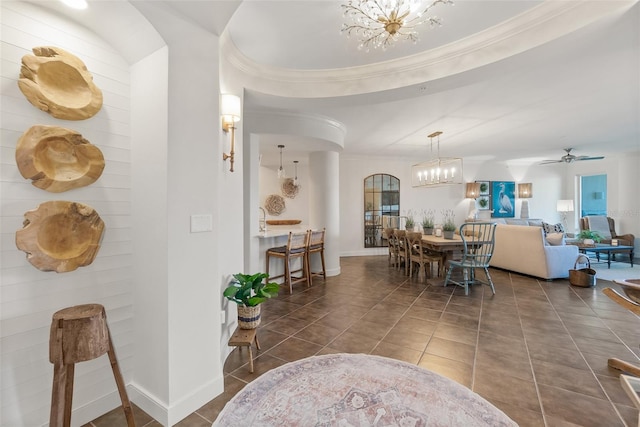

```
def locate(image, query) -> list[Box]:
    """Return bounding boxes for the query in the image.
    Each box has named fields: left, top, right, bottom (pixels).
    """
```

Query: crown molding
left=221, top=0, right=634, bottom=98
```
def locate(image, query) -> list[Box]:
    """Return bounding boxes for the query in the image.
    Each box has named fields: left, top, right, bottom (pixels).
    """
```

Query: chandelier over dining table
left=341, top=0, right=454, bottom=51
left=411, top=131, right=463, bottom=187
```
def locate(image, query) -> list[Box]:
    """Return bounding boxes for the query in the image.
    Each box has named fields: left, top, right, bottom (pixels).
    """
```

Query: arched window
left=364, top=174, right=400, bottom=248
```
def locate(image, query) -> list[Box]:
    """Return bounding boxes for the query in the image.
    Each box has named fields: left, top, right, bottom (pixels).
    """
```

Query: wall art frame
left=490, top=181, right=516, bottom=218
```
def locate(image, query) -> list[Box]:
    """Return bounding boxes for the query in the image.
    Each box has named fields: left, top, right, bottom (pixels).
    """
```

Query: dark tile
left=327, top=330, right=380, bottom=354
left=173, top=412, right=212, bottom=427
left=293, top=323, right=343, bottom=346
left=91, top=404, right=153, bottom=427
left=433, top=323, right=478, bottom=346
left=473, top=368, right=540, bottom=413
left=265, top=336, right=323, bottom=361
left=417, top=353, right=472, bottom=388
left=424, top=336, right=475, bottom=365
left=371, top=341, right=422, bottom=364
left=538, top=384, right=624, bottom=426
left=88, top=255, right=633, bottom=427
left=530, top=358, right=606, bottom=399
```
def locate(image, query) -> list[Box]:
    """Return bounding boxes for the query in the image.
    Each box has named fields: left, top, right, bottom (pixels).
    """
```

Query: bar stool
left=266, top=231, right=310, bottom=293
left=49, top=303, right=135, bottom=427
left=306, top=228, right=326, bottom=281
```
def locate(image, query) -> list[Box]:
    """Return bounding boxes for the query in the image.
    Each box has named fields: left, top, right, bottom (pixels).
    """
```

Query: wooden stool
left=228, top=327, right=260, bottom=373
left=49, top=304, right=135, bottom=427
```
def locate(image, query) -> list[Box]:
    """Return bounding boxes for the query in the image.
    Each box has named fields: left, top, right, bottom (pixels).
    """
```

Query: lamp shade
left=465, top=182, right=481, bottom=199
left=518, top=183, right=532, bottom=198
left=220, top=94, right=241, bottom=123
left=557, top=199, right=574, bottom=212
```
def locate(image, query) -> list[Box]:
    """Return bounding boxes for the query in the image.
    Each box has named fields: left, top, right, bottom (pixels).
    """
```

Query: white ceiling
left=32, top=0, right=640, bottom=167
left=221, top=0, right=639, bottom=166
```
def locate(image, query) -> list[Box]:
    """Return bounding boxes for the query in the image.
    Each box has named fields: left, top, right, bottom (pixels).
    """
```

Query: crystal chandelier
left=411, top=131, right=463, bottom=187
left=341, top=0, right=453, bottom=51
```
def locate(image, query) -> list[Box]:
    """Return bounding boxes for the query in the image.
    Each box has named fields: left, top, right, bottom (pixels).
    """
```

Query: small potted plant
left=577, top=230, right=602, bottom=245
left=223, top=272, right=279, bottom=329
left=405, top=210, right=415, bottom=231
left=441, top=209, right=457, bottom=239
left=421, top=209, right=435, bottom=235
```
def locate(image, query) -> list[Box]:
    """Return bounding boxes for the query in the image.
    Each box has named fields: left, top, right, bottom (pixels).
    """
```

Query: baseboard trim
left=129, top=376, right=224, bottom=426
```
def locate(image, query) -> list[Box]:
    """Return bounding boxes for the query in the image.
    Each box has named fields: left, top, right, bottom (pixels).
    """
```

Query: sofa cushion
left=545, top=232, right=565, bottom=246
left=527, top=219, right=543, bottom=227
left=505, top=219, right=528, bottom=226
left=542, top=222, right=564, bottom=236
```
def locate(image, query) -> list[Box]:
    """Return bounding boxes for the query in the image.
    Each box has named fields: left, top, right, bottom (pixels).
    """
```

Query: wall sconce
left=557, top=199, right=574, bottom=230
left=221, top=94, right=241, bottom=172
left=518, top=183, right=532, bottom=219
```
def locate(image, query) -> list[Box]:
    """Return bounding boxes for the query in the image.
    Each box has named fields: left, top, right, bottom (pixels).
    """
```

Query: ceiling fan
left=540, top=148, right=604, bottom=165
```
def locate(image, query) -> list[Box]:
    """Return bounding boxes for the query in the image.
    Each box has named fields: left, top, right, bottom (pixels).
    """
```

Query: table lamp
left=557, top=199, right=574, bottom=231
left=518, top=183, right=532, bottom=219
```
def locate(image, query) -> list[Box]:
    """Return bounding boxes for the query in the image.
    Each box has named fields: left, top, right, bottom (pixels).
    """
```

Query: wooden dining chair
left=394, top=229, right=409, bottom=274
left=385, top=228, right=398, bottom=267
left=407, top=231, right=442, bottom=281
left=444, top=222, right=497, bottom=295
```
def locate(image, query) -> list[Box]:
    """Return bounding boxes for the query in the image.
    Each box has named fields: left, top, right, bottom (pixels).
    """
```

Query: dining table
left=421, top=234, right=465, bottom=278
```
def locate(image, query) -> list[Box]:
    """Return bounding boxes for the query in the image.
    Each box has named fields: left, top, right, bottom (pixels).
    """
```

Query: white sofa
left=489, top=224, right=579, bottom=280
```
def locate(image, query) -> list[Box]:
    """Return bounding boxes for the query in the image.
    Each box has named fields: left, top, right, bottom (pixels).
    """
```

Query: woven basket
left=569, top=255, right=597, bottom=287
left=237, top=305, right=261, bottom=329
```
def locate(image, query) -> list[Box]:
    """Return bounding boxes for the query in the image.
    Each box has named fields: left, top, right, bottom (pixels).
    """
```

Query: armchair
left=580, top=216, right=635, bottom=247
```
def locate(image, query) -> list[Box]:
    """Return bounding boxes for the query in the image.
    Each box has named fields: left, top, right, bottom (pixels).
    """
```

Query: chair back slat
left=288, top=231, right=309, bottom=252
left=309, top=229, right=325, bottom=247
left=459, top=222, right=497, bottom=267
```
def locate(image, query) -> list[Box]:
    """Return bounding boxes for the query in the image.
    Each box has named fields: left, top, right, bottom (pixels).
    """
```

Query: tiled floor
left=86, top=256, right=640, bottom=427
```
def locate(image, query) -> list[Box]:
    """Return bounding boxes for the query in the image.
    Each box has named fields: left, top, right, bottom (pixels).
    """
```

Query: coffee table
left=574, top=243, right=634, bottom=268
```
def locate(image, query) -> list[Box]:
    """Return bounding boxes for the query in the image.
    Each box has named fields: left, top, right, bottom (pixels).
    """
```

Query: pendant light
left=293, top=160, right=299, bottom=187
left=277, top=145, right=286, bottom=179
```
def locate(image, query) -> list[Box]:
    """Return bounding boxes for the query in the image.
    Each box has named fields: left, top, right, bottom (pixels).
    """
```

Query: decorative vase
left=406, top=225, right=414, bottom=231
left=423, top=227, right=434, bottom=235
left=237, top=305, right=261, bottom=329
left=443, top=230, right=455, bottom=240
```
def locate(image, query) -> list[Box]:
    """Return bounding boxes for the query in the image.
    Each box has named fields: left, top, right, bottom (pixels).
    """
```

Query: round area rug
left=214, top=353, right=516, bottom=426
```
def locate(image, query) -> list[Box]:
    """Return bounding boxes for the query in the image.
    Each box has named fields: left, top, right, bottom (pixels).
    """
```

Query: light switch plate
left=190, top=214, right=212, bottom=233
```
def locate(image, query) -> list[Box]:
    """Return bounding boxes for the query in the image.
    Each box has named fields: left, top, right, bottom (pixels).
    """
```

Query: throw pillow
left=542, top=222, right=564, bottom=236
left=527, top=219, right=543, bottom=227
left=546, top=232, right=565, bottom=246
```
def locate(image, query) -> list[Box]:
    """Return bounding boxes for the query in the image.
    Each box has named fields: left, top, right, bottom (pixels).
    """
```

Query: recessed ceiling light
left=60, top=0, right=88, bottom=10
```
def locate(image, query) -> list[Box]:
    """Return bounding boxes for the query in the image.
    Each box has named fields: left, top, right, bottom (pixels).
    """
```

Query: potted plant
left=421, top=209, right=435, bottom=235
left=441, top=209, right=457, bottom=239
left=577, top=230, right=602, bottom=245
left=405, top=210, right=415, bottom=231
left=223, top=272, right=279, bottom=329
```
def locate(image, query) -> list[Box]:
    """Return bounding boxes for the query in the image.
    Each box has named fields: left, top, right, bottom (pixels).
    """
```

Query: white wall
left=259, top=164, right=310, bottom=224
left=1, top=3, right=134, bottom=425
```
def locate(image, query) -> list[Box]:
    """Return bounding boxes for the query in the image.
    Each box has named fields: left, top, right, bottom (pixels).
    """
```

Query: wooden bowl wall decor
left=16, top=125, right=105, bottom=192
left=16, top=201, right=105, bottom=273
left=265, top=194, right=285, bottom=216
left=18, top=46, right=103, bottom=120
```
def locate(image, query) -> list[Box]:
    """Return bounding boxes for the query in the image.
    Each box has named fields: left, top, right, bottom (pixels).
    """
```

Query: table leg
left=607, top=250, right=611, bottom=269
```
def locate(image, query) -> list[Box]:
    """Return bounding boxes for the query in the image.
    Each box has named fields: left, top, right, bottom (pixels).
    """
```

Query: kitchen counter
left=256, top=225, right=312, bottom=238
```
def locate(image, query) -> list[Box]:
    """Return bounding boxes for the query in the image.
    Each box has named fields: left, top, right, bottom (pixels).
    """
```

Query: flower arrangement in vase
left=421, top=209, right=435, bottom=235
left=441, top=209, right=457, bottom=239
left=404, top=209, right=415, bottom=231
